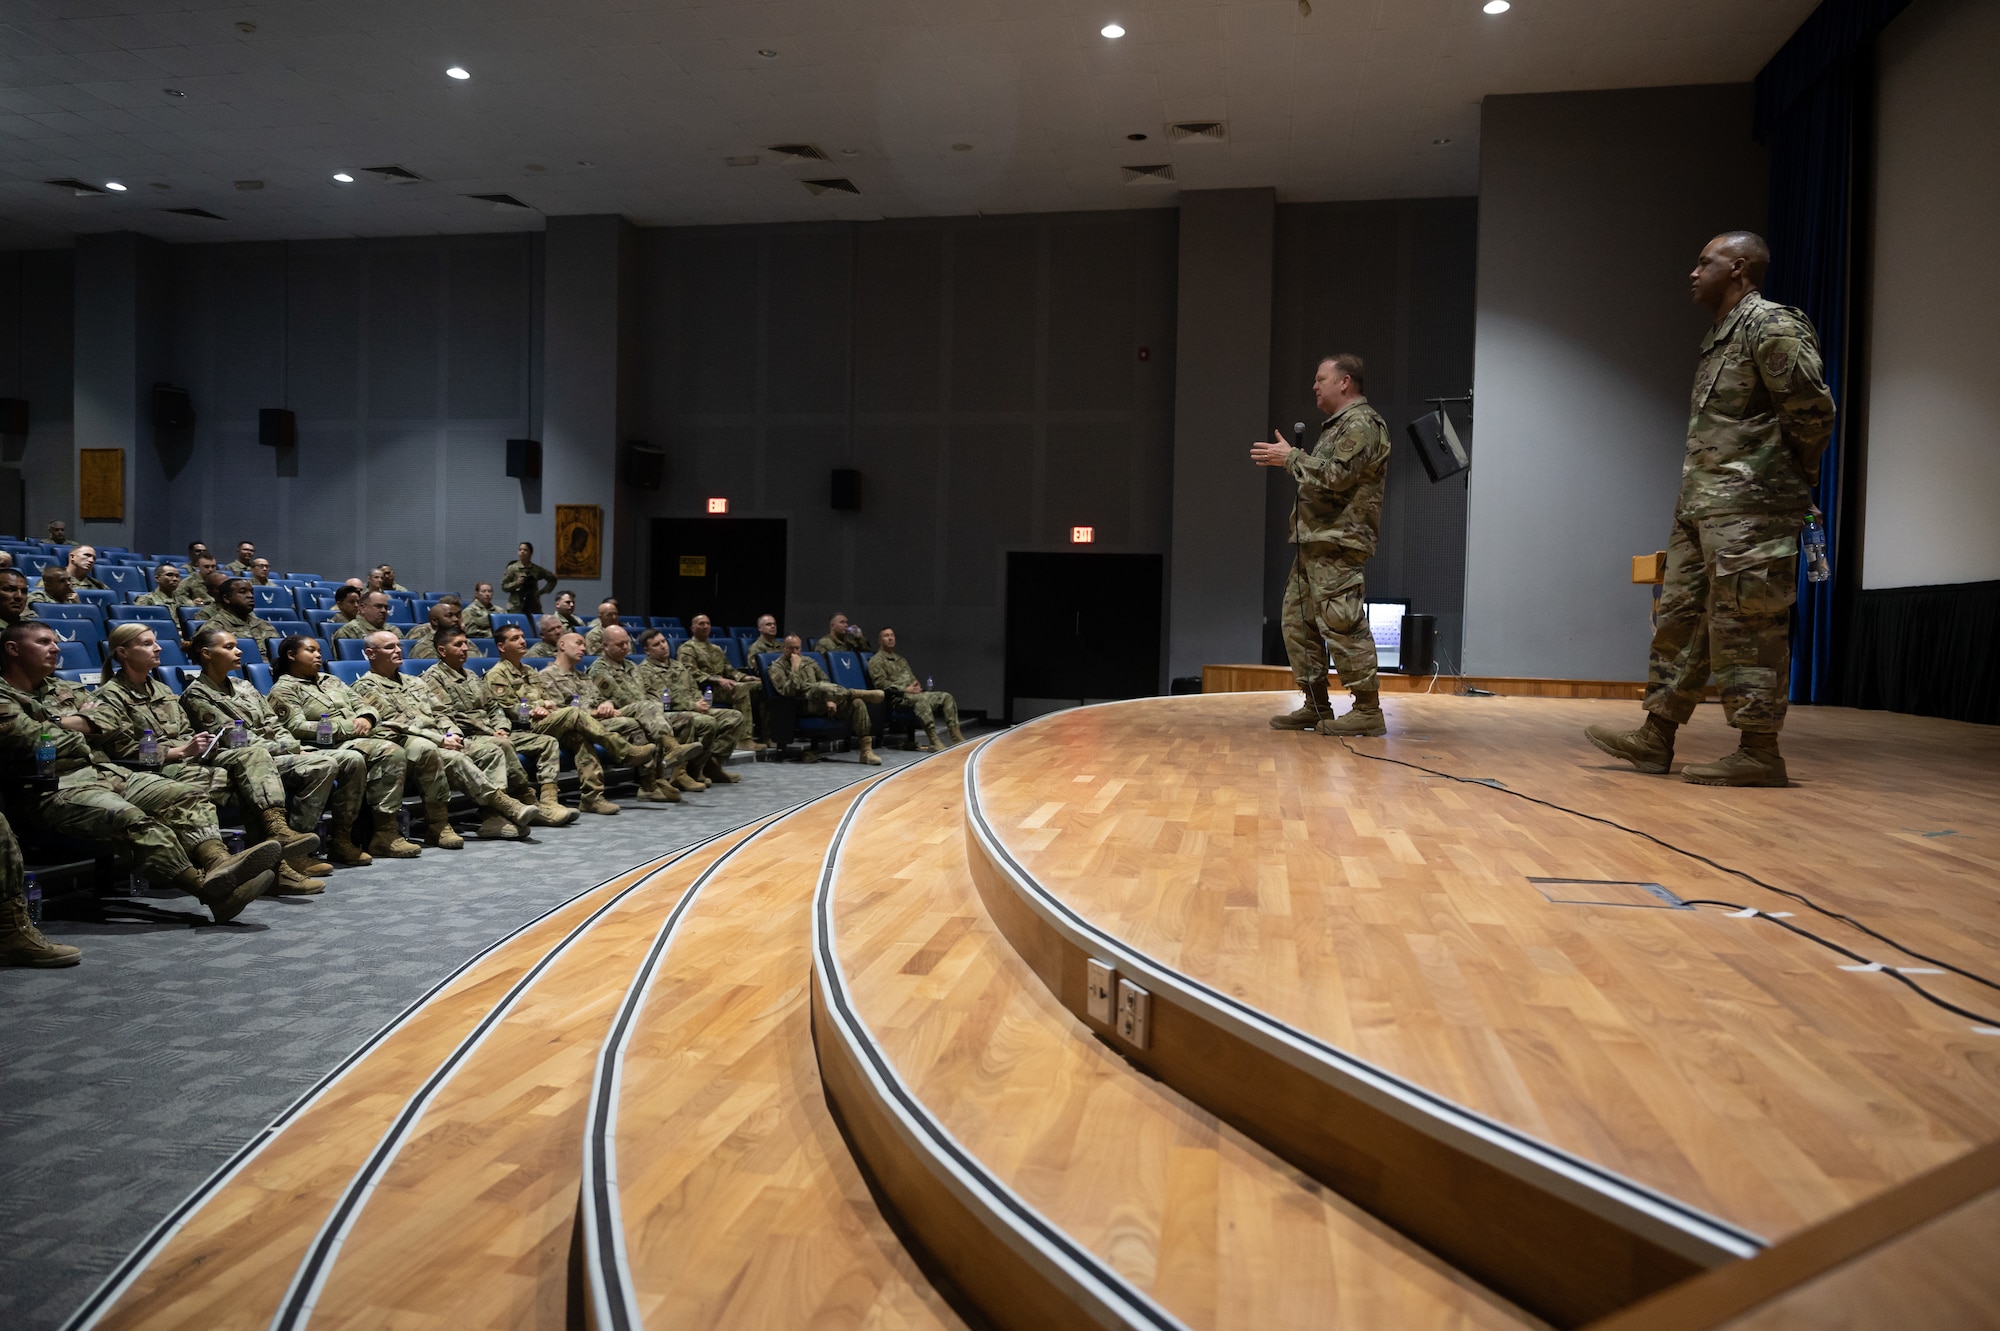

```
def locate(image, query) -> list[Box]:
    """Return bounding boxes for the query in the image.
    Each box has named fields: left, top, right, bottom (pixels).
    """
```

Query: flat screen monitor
left=1365, top=599, right=1410, bottom=671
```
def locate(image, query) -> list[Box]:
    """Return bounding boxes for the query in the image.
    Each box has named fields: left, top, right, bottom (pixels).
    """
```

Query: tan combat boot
left=947, top=720, right=964, bottom=744
left=271, top=860, right=326, bottom=895
left=367, top=817, right=423, bottom=859
left=1271, top=680, right=1332, bottom=731
left=1317, top=689, right=1387, bottom=737
left=1585, top=713, right=1677, bottom=774
left=672, top=769, right=707, bottom=793
left=606, top=736, right=657, bottom=767
left=537, top=782, right=580, bottom=826
left=423, top=802, right=465, bottom=850
left=1682, top=732, right=1788, bottom=787
left=1, top=894, right=81, bottom=967
left=482, top=790, right=542, bottom=830
left=635, top=776, right=678, bottom=803
left=580, top=794, right=622, bottom=816
left=258, top=806, right=321, bottom=864
left=328, top=817, right=373, bottom=866
left=183, top=838, right=282, bottom=923
left=704, top=753, right=740, bottom=784
left=858, top=736, right=882, bottom=766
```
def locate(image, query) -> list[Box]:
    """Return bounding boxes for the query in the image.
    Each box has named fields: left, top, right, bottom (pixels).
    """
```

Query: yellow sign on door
left=679, top=555, right=707, bottom=577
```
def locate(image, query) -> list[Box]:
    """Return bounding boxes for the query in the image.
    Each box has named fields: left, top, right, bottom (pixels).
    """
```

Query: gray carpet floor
left=0, top=745, right=930, bottom=1329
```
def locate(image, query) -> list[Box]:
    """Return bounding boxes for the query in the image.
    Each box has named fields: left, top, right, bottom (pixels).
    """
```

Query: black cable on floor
left=1334, top=738, right=2000, bottom=1000
left=1677, top=899, right=2000, bottom=1029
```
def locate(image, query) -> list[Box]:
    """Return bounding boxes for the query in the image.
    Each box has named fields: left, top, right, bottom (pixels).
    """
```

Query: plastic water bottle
left=569, top=693, right=579, bottom=709
left=925, top=676, right=933, bottom=691
left=1803, top=515, right=1831, bottom=583
left=516, top=698, right=530, bottom=726
left=316, top=712, right=334, bottom=747
left=25, top=872, right=40, bottom=924
left=231, top=719, right=249, bottom=749
left=34, top=728, right=55, bottom=775
left=138, top=727, right=159, bottom=768
left=702, top=684, right=713, bottom=707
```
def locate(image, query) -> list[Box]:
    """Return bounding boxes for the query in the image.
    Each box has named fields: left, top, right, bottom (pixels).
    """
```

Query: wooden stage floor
left=967, top=692, right=2000, bottom=1318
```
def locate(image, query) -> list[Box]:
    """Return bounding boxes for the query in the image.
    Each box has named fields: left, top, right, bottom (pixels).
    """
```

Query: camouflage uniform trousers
left=671, top=707, right=740, bottom=762
left=711, top=677, right=763, bottom=738
left=0, top=812, right=22, bottom=906
left=26, top=769, right=221, bottom=883
left=268, top=750, right=343, bottom=832
left=201, top=746, right=292, bottom=821
left=526, top=707, right=624, bottom=802
left=892, top=689, right=959, bottom=731
left=500, top=730, right=562, bottom=788
left=1280, top=544, right=1378, bottom=695
left=1643, top=512, right=1800, bottom=734
left=800, top=683, right=871, bottom=737
left=399, top=736, right=503, bottom=807
left=319, top=736, right=409, bottom=820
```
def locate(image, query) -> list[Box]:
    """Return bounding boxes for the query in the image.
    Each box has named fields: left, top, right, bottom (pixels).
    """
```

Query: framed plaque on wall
left=80, top=448, right=125, bottom=521
left=555, top=504, right=602, bottom=580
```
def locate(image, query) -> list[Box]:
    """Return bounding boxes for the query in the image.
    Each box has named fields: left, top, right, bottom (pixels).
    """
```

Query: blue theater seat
left=328, top=660, right=370, bottom=686
left=111, top=604, right=175, bottom=626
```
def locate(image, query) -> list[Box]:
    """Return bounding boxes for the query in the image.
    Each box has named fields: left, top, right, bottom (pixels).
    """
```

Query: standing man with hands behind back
left=1587, top=231, right=1834, bottom=787
left=1254, top=353, right=1392, bottom=738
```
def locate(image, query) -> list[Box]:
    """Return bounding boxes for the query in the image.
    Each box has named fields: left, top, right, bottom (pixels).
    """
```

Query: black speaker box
left=830, top=468, right=861, bottom=511
left=1400, top=613, right=1437, bottom=677
left=0, top=398, right=29, bottom=436
left=625, top=442, right=664, bottom=490
left=258, top=407, right=296, bottom=448
left=152, top=384, right=194, bottom=431
left=1406, top=408, right=1470, bottom=483
left=506, top=438, right=542, bottom=479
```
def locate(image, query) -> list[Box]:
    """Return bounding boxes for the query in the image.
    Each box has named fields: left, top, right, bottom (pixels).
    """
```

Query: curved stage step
left=582, top=777, right=962, bottom=1330
left=66, top=845, right=707, bottom=1331
left=811, top=744, right=1541, bottom=1331
left=960, top=693, right=2000, bottom=1326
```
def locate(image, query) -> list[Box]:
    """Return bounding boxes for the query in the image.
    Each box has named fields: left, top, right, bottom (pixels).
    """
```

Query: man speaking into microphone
left=1252, top=353, right=1392, bottom=737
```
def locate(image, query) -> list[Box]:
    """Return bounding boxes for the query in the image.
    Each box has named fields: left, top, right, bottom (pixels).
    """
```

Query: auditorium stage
left=61, top=694, right=2000, bottom=1330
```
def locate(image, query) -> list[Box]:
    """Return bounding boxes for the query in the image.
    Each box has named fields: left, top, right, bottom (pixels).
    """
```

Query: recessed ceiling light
left=445, top=65, right=470, bottom=79
left=951, top=143, right=972, bottom=152
left=1101, top=23, right=1125, bottom=38
left=756, top=49, right=778, bottom=59
left=524, top=163, right=546, bottom=172
left=1126, top=132, right=1147, bottom=141
left=576, top=160, right=595, bottom=168
left=1432, top=137, right=1452, bottom=145
left=839, top=148, right=861, bottom=156
left=104, top=181, right=127, bottom=192
left=162, top=88, right=186, bottom=98
left=1483, top=0, right=1510, bottom=12
left=234, top=21, right=255, bottom=34
left=332, top=172, right=354, bottom=183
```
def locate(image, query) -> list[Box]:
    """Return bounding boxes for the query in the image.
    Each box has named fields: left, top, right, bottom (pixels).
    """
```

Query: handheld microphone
left=1293, top=421, right=1306, bottom=444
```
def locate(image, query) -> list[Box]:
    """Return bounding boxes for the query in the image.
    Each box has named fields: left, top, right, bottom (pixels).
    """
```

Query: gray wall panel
left=0, top=251, right=75, bottom=537
left=365, top=247, right=442, bottom=422
left=853, top=226, right=942, bottom=413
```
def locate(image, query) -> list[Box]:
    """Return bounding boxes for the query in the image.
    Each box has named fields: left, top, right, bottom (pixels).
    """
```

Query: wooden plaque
left=554, top=504, right=602, bottom=579
left=80, top=448, right=125, bottom=522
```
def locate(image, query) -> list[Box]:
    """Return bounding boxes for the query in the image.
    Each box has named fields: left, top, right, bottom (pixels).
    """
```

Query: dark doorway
left=650, top=518, right=786, bottom=628
left=1003, top=551, right=1163, bottom=724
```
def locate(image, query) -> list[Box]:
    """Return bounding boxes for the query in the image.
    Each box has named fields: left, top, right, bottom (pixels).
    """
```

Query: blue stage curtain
left=1754, top=0, right=1909, bottom=704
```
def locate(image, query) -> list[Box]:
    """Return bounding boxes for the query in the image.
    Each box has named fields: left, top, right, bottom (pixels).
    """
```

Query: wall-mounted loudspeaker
left=0, top=398, right=26, bottom=436
left=258, top=408, right=297, bottom=448
left=506, top=438, right=542, bottom=479
left=830, top=468, right=861, bottom=511
left=152, top=384, right=194, bottom=431
left=625, top=441, right=664, bottom=490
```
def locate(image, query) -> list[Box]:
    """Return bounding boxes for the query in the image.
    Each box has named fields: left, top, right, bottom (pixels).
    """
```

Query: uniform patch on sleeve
left=1758, top=335, right=1800, bottom=379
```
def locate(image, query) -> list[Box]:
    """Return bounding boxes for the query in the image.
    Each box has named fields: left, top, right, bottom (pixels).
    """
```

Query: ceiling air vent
left=46, top=178, right=107, bottom=196
left=1122, top=163, right=1176, bottom=184
left=361, top=164, right=424, bottom=182
left=767, top=143, right=828, bottom=162
left=162, top=207, right=226, bottom=220
left=465, top=193, right=535, bottom=211
left=802, top=178, right=861, bottom=196
left=1168, top=120, right=1228, bottom=142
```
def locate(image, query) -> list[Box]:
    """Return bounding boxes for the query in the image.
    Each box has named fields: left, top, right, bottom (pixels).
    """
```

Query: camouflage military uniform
left=483, top=658, right=622, bottom=803
left=0, top=677, right=221, bottom=882
left=87, top=672, right=237, bottom=806
left=420, top=661, right=550, bottom=791
left=132, top=588, right=196, bottom=609
left=580, top=620, right=620, bottom=654
left=1279, top=397, right=1391, bottom=695
left=70, top=572, right=108, bottom=591
left=768, top=652, right=870, bottom=737
left=198, top=603, right=281, bottom=645
left=1645, top=292, right=1835, bottom=734
left=461, top=602, right=495, bottom=637
left=539, top=661, right=651, bottom=756
left=866, top=650, right=959, bottom=733
left=677, top=637, right=763, bottom=737
left=25, top=589, right=80, bottom=607
left=333, top=618, right=403, bottom=642
left=0, top=810, right=24, bottom=910
left=180, top=674, right=344, bottom=833
left=813, top=629, right=867, bottom=655
left=748, top=634, right=782, bottom=659
left=404, top=625, right=485, bottom=661
left=223, top=560, right=253, bottom=576
left=267, top=671, right=411, bottom=827
left=350, top=670, right=505, bottom=806
left=501, top=559, right=556, bottom=615
left=524, top=638, right=557, bottom=659
left=613, top=654, right=737, bottom=758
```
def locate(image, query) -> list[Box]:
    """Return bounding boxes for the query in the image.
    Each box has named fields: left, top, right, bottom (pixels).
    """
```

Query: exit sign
left=1070, top=525, right=1095, bottom=544
left=706, top=497, right=729, bottom=514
